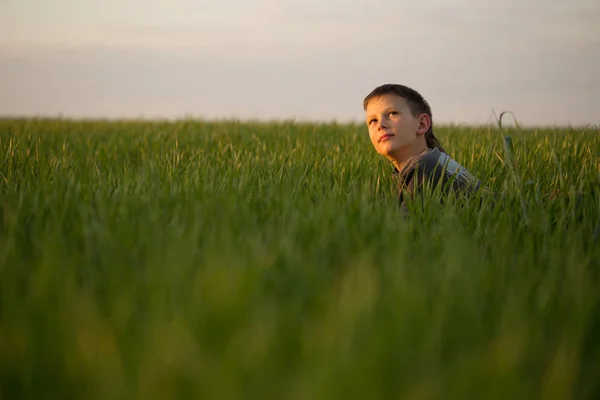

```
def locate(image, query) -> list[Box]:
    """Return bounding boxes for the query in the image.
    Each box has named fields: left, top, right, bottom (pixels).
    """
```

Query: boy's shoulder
left=396, top=147, right=481, bottom=191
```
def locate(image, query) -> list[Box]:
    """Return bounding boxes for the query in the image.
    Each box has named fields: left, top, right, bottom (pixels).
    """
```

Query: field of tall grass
left=1, top=118, right=599, bottom=399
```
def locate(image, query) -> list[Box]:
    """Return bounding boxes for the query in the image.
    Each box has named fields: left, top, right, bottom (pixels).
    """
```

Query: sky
left=1, top=0, right=599, bottom=126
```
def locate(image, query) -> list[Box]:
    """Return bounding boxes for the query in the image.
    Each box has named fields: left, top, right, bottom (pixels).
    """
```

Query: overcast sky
left=1, top=0, right=598, bottom=125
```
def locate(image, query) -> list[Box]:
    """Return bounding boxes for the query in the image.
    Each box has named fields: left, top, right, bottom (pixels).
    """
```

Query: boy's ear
left=416, top=114, right=431, bottom=136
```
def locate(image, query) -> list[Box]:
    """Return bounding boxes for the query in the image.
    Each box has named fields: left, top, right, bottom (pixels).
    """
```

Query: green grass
left=1, top=118, right=599, bottom=399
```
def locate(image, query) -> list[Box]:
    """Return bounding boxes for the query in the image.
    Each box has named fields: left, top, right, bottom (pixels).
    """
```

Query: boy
left=363, top=84, right=482, bottom=211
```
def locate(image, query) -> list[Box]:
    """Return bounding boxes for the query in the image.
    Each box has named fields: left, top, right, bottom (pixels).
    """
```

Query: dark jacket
left=394, top=147, right=482, bottom=212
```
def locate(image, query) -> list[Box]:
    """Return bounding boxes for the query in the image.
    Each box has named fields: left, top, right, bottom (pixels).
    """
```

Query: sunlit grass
left=1, top=118, right=599, bottom=399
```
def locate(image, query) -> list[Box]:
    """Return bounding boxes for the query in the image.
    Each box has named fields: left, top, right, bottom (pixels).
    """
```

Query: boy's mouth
left=379, top=134, right=394, bottom=142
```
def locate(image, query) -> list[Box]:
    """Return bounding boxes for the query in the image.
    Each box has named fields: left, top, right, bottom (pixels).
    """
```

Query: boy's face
left=365, top=94, right=429, bottom=160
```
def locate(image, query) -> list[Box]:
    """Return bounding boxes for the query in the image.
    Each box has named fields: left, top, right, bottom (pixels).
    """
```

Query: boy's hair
left=363, top=84, right=445, bottom=153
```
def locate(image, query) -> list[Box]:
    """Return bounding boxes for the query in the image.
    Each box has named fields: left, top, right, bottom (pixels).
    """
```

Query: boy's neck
left=390, top=144, right=431, bottom=173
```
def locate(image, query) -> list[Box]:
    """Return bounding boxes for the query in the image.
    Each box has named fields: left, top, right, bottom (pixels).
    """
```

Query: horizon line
left=2, top=113, right=597, bottom=130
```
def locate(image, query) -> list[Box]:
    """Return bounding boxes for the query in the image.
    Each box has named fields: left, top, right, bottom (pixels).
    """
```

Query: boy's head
left=363, top=84, right=445, bottom=154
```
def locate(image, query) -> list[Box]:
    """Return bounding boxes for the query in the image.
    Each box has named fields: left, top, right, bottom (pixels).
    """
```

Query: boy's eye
left=388, top=111, right=397, bottom=116
left=368, top=119, right=377, bottom=125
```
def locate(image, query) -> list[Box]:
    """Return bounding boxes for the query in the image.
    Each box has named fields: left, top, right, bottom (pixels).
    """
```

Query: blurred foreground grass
left=1, top=118, right=599, bottom=399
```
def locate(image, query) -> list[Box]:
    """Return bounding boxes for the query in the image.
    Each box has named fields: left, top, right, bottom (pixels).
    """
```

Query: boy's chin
left=377, top=144, right=397, bottom=157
